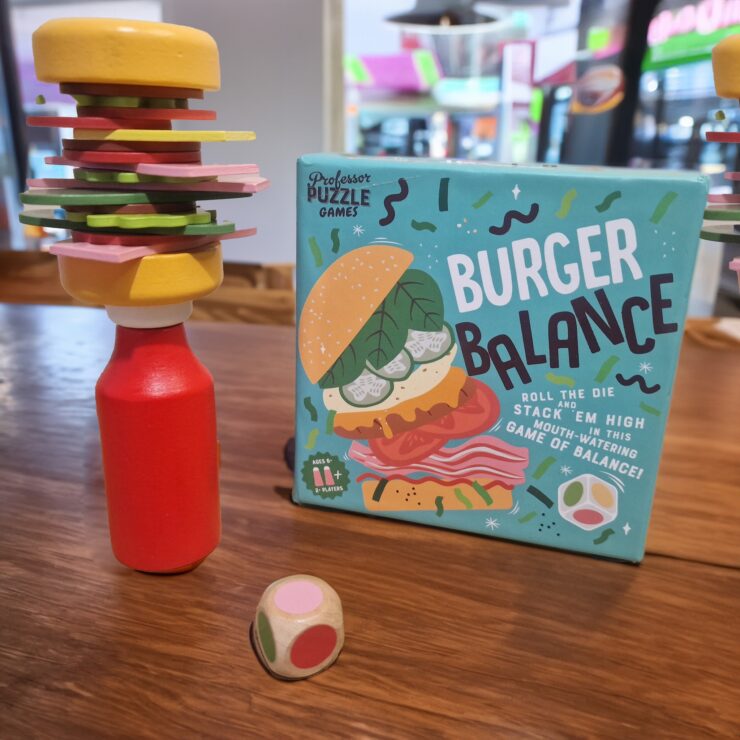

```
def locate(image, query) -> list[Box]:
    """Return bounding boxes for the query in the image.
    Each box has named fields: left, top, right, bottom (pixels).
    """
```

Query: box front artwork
left=294, top=155, right=707, bottom=561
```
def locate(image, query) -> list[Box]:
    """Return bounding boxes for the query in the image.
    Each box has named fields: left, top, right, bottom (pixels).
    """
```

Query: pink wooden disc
left=39, top=160, right=259, bottom=177
left=53, top=228, right=256, bottom=263
left=70, top=227, right=256, bottom=246
left=273, top=579, right=324, bottom=615
left=30, top=175, right=269, bottom=194
left=136, top=163, right=260, bottom=177
left=707, top=194, right=740, bottom=204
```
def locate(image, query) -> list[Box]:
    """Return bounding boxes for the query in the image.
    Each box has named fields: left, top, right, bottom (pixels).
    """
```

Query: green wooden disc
left=21, top=189, right=250, bottom=205
left=699, top=226, right=740, bottom=243
left=703, top=207, right=740, bottom=221
left=20, top=210, right=235, bottom=236
left=73, top=94, right=188, bottom=109
left=74, top=168, right=215, bottom=185
left=61, top=211, right=88, bottom=223
left=86, top=210, right=212, bottom=229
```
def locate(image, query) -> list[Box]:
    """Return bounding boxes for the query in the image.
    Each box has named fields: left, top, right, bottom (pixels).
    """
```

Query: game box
left=294, top=154, right=708, bottom=561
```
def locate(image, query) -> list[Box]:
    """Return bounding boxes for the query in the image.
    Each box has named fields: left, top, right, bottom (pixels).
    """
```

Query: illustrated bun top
left=32, top=18, right=220, bottom=90
left=713, top=34, right=740, bottom=99
left=299, top=246, right=414, bottom=384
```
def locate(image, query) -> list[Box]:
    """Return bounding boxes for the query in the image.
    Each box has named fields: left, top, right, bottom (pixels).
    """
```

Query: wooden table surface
left=1, top=304, right=738, bottom=738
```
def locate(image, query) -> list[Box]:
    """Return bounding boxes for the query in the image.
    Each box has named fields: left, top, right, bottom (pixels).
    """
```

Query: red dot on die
left=573, top=508, right=604, bottom=525
left=290, top=624, right=337, bottom=669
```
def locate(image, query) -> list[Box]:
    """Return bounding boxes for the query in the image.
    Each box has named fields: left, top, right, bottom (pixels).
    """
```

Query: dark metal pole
left=606, top=0, right=661, bottom=166
left=0, top=0, right=28, bottom=190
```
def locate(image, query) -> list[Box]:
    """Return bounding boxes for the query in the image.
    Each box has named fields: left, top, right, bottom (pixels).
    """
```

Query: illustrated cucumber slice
left=404, top=322, right=455, bottom=363
left=366, top=349, right=413, bottom=381
left=339, top=370, right=393, bottom=408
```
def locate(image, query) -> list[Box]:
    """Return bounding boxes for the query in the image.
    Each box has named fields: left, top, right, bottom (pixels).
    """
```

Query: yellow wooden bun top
left=58, top=244, right=223, bottom=306
left=713, top=34, right=740, bottom=98
left=32, top=18, right=220, bottom=90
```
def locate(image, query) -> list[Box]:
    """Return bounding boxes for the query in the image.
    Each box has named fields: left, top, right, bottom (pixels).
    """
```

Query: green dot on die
left=257, top=610, right=276, bottom=663
left=563, top=481, right=584, bottom=507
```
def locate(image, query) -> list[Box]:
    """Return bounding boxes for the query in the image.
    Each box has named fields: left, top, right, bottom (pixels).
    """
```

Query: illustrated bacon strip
left=349, top=435, right=529, bottom=484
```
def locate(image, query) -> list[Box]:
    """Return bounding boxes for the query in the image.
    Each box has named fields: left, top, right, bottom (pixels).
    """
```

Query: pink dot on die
left=274, top=579, right=324, bottom=615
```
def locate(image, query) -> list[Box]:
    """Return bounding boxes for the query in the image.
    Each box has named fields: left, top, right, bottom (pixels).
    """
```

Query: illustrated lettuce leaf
left=387, top=269, right=444, bottom=331
left=353, top=297, right=408, bottom=371
left=318, top=341, right=366, bottom=389
left=317, top=269, right=445, bottom=389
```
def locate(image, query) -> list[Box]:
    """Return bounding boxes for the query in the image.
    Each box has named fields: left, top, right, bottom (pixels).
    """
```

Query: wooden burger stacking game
left=20, top=18, right=268, bottom=573
left=702, top=34, right=740, bottom=292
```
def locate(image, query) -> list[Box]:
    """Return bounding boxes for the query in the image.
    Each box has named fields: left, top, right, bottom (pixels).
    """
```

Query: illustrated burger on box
left=298, top=244, right=529, bottom=514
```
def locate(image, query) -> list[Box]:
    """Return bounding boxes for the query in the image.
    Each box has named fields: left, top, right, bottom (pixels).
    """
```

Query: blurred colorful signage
left=645, top=0, right=740, bottom=69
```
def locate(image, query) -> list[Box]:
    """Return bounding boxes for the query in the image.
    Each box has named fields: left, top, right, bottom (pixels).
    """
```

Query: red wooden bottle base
left=97, top=323, right=221, bottom=573
left=138, top=557, right=207, bottom=575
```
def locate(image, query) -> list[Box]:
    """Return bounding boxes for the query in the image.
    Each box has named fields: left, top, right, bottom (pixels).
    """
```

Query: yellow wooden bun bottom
left=58, top=244, right=223, bottom=306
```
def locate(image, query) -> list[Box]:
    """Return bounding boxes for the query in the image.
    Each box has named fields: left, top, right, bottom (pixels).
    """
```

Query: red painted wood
left=289, top=625, right=338, bottom=669
left=60, top=149, right=201, bottom=164
left=706, top=131, right=740, bottom=143
left=96, top=323, right=220, bottom=572
left=77, top=107, right=217, bottom=121
left=63, top=139, right=201, bottom=152
left=27, top=115, right=171, bottom=130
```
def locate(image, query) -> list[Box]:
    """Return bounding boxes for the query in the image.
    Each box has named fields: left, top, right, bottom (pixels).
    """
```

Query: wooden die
left=253, top=575, right=344, bottom=680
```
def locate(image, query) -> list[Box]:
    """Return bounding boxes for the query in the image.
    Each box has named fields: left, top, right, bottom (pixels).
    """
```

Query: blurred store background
left=1, top=0, right=739, bottom=318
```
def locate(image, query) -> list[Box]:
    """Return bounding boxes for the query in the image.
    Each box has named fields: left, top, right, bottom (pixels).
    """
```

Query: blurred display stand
left=344, top=0, right=581, bottom=162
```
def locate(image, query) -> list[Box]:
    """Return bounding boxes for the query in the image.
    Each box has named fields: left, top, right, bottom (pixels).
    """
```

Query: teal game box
left=293, top=154, right=708, bottom=562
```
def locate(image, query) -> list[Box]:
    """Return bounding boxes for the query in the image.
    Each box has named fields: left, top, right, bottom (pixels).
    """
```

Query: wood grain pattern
left=0, top=304, right=738, bottom=738
left=0, top=251, right=295, bottom=325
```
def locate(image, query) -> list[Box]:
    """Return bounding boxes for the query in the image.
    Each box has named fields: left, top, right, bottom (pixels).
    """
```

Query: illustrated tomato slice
left=368, top=428, right=446, bottom=466
left=420, top=380, right=500, bottom=440
left=366, top=381, right=500, bottom=465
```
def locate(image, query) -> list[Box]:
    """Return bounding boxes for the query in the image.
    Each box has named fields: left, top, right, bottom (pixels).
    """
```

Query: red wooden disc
left=63, top=139, right=201, bottom=152
left=724, top=171, right=740, bottom=180
left=71, top=230, right=209, bottom=246
left=77, top=107, right=217, bottom=121
left=61, top=82, right=204, bottom=99
left=706, top=131, right=740, bottom=143
left=28, top=115, right=171, bottom=130
left=61, top=149, right=202, bottom=164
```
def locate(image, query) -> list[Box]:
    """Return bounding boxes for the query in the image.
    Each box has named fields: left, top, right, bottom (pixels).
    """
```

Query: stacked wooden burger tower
left=702, top=35, right=740, bottom=290
left=20, top=18, right=268, bottom=573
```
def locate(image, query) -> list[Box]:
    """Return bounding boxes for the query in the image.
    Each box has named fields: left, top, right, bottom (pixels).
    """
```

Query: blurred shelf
left=356, top=94, right=500, bottom=119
